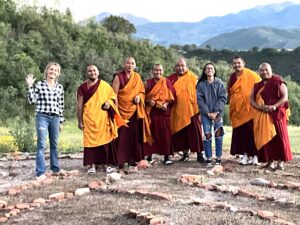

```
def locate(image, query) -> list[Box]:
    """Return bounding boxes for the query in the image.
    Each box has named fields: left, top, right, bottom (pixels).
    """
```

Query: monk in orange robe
left=77, top=64, right=124, bottom=174
left=227, top=56, right=261, bottom=165
left=167, top=58, right=204, bottom=162
left=250, top=63, right=292, bottom=170
left=144, top=64, right=176, bottom=165
left=112, top=57, right=153, bottom=168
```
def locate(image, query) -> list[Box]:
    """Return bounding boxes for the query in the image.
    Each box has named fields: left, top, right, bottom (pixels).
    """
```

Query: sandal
left=87, top=167, right=96, bottom=174
left=106, top=167, right=117, bottom=173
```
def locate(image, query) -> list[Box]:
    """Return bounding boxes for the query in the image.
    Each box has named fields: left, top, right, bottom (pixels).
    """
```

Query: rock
left=227, top=186, right=239, bottom=195
left=238, top=189, right=256, bottom=198
left=136, top=212, right=154, bottom=222
left=42, top=178, right=54, bottom=185
left=49, top=192, right=65, bottom=201
left=123, top=209, right=138, bottom=218
left=149, top=217, right=165, bottom=225
left=179, top=174, right=203, bottom=184
left=8, top=188, right=19, bottom=196
left=30, top=203, right=41, bottom=208
left=250, top=178, right=270, bottom=186
left=15, top=203, right=30, bottom=210
left=0, top=200, right=7, bottom=208
left=207, top=165, right=224, bottom=176
left=75, top=188, right=90, bottom=196
left=33, top=198, right=46, bottom=204
left=106, top=172, right=122, bottom=182
left=6, top=205, right=15, bottom=210
left=9, top=208, right=20, bottom=216
left=257, top=210, right=274, bottom=219
left=283, top=181, right=300, bottom=189
left=147, top=192, right=172, bottom=201
left=65, top=192, right=74, bottom=199
left=67, top=170, right=80, bottom=176
left=272, top=218, right=296, bottom=225
left=88, top=180, right=107, bottom=190
left=136, top=160, right=151, bottom=169
left=0, top=217, right=8, bottom=223
left=229, top=206, right=238, bottom=212
left=0, top=171, right=9, bottom=177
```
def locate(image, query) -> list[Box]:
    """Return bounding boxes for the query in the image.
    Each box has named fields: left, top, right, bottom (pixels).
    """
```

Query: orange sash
left=229, top=68, right=261, bottom=128
left=170, top=70, right=199, bottom=134
left=146, top=77, right=174, bottom=116
left=117, top=71, right=153, bottom=144
left=253, top=87, right=276, bottom=150
left=83, top=81, right=126, bottom=147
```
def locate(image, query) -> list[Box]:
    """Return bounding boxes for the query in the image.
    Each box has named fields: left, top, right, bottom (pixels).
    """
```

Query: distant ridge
left=200, top=27, right=300, bottom=50
left=134, top=2, right=300, bottom=47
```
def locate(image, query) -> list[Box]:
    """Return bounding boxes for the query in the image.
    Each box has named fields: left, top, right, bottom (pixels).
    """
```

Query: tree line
left=0, top=0, right=299, bottom=125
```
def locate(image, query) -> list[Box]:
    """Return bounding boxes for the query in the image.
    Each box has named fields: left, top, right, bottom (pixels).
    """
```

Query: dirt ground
left=0, top=150, right=300, bottom=225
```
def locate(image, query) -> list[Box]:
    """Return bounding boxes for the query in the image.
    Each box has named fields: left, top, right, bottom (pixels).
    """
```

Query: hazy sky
left=27, top=0, right=300, bottom=22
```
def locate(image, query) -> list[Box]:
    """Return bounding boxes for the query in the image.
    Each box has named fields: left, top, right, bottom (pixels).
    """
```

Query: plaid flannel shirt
left=27, top=80, right=65, bottom=123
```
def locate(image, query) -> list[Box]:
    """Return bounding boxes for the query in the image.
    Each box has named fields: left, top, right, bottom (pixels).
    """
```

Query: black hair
left=197, top=63, right=217, bottom=86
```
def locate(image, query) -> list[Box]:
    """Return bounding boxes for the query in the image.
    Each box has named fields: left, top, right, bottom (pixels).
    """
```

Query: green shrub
left=8, top=116, right=36, bottom=152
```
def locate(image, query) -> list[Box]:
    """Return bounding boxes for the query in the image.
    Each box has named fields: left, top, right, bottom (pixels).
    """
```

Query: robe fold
left=167, top=70, right=204, bottom=153
left=144, top=77, right=175, bottom=156
left=229, top=68, right=261, bottom=156
left=77, top=80, right=123, bottom=166
left=253, top=75, right=292, bottom=162
left=114, top=71, right=152, bottom=164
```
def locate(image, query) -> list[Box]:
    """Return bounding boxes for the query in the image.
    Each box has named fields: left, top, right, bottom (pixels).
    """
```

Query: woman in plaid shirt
left=26, top=62, right=64, bottom=179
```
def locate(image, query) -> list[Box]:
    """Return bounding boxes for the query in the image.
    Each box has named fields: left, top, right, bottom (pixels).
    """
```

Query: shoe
left=215, top=159, right=222, bottom=165
left=239, top=155, right=249, bottom=165
left=52, top=169, right=68, bottom=176
left=277, top=162, right=284, bottom=171
left=197, top=152, right=205, bottom=163
left=87, top=167, right=96, bottom=174
left=36, top=174, right=47, bottom=181
left=206, top=160, right=213, bottom=168
left=276, top=165, right=284, bottom=171
left=164, top=160, right=173, bottom=165
left=179, top=153, right=189, bottom=162
left=251, top=156, right=261, bottom=166
left=106, top=167, right=117, bottom=173
left=261, top=162, right=275, bottom=171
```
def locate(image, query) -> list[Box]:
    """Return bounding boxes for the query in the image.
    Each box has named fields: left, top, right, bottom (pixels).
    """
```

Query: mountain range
left=89, top=2, right=300, bottom=49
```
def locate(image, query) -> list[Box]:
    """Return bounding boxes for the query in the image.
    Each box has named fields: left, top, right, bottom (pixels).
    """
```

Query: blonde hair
left=43, top=62, right=61, bottom=79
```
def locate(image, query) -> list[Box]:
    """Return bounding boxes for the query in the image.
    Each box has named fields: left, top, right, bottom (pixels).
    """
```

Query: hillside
left=134, top=2, right=300, bottom=46
left=200, top=27, right=300, bottom=50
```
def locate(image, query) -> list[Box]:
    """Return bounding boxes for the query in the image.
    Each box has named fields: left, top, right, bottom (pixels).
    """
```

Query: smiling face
left=232, top=57, right=245, bottom=73
left=204, top=63, right=215, bottom=78
left=46, top=64, right=60, bottom=80
left=259, top=63, right=272, bottom=80
left=153, top=64, right=163, bottom=80
left=175, top=59, right=188, bottom=75
left=124, top=57, right=136, bottom=73
left=86, top=65, right=99, bottom=81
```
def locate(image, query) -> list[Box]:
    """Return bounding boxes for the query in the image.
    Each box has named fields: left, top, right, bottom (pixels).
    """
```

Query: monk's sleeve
left=197, top=82, right=209, bottom=115
left=215, top=80, right=227, bottom=114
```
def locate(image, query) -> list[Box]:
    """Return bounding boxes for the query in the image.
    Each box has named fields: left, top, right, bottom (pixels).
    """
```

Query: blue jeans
left=201, top=114, right=224, bottom=159
left=35, top=113, right=60, bottom=176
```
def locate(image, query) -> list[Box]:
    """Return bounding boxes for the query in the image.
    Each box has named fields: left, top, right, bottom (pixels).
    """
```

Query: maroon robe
left=167, top=73, right=204, bottom=153
left=77, top=80, right=118, bottom=166
left=228, top=72, right=257, bottom=156
left=143, top=78, right=175, bottom=156
left=253, top=75, right=292, bottom=162
left=114, top=71, right=144, bottom=165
